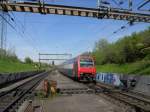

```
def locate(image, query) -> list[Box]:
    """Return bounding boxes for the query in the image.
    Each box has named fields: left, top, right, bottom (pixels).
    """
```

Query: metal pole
left=0, top=12, right=4, bottom=50
left=97, top=0, right=101, bottom=8
left=129, top=0, right=132, bottom=10
left=4, top=18, right=7, bottom=50
left=39, top=53, right=41, bottom=69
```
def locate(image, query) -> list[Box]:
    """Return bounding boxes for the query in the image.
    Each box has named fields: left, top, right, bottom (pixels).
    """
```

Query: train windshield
left=80, top=58, right=94, bottom=67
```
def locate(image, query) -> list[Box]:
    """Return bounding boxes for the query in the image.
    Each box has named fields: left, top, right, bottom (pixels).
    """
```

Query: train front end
left=78, top=56, right=96, bottom=81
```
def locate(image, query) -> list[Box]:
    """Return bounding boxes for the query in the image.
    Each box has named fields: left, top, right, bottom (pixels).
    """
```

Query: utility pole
left=39, top=53, right=41, bottom=69
left=97, top=0, right=101, bottom=8
left=129, top=0, right=132, bottom=10
left=0, top=11, right=7, bottom=51
left=1, top=12, right=4, bottom=49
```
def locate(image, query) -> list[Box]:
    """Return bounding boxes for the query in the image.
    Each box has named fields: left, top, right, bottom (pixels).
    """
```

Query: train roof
left=58, top=54, right=94, bottom=66
left=79, top=55, right=93, bottom=59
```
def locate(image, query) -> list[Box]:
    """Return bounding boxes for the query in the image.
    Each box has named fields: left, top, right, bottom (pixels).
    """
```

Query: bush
left=25, top=57, right=33, bottom=64
left=0, top=48, right=19, bottom=62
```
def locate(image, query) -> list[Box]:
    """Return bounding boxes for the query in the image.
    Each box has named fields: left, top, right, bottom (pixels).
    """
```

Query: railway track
left=58, top=81, right=150, bottom=112
left=58, top=88, right=94, bottom=95
left=0, top=71, right=49, bottom=112
left=129, top=90, right=150, bottom=100
left=107, top=91, right=150, bottom=112
left=54, top=79, right=150, bottom=112
left=95, top=83, right=150, bottom=112
left=48, top=70, right=150, bottom=112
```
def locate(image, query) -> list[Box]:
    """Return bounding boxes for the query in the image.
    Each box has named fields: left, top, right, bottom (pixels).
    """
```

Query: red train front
left=74, top=55, right=96, bottom=81
left=58, top=55, right=96, bottom=82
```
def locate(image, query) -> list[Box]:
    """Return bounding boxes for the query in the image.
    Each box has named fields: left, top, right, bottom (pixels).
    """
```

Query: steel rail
left=0, top=71, right=49, bottom=112
left=96, top=83, right=150, bottom=112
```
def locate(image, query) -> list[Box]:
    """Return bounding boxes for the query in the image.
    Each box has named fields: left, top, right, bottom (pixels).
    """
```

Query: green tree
left=92, top=27, right=150, bottom=65
left=25, top=57, right=33, bottom=64
left=93, top=38, right=110, bottom=64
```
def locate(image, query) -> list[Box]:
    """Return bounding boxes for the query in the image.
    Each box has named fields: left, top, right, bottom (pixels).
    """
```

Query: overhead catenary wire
left=106, top=21, right=141, bottom=41
left=111, top=0, right=122, bottom=8
left=6, top=12, right=40, bottom=53
left=0, top=13, right=39, bottom=54
left=137, top=0, right=150, bottom=11
left=11, top=12, right=41, bottom=51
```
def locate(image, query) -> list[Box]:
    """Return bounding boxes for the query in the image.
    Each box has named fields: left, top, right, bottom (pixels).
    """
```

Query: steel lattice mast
left=0, top=10, right=7, bottom=50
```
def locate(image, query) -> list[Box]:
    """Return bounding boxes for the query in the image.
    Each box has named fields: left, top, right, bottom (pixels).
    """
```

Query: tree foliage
left=92, top=27, right=150, bottom=65
left=25, top=57, right=33, bottom=64
left=0, top=48, right=19, bottom=62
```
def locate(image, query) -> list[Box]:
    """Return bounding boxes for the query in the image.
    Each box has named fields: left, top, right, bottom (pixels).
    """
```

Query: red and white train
left=58, top=55, right=96, bottom=82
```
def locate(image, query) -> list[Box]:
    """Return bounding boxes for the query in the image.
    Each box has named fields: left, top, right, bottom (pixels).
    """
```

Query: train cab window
left=80, top=58, right=94, bottom=67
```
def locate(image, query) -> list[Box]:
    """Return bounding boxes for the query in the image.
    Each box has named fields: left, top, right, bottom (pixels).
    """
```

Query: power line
left=8, top=12, right=40, bottom=53
left=9, top=12, right=41, bottom=52
left=106, top=21, right=141, bottom=41
left=111, top=0, right=122, bottom=8
left=0, top=13, right=39, bottom=53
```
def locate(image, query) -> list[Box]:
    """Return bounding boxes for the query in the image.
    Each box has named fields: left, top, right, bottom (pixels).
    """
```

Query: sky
left=5, top=0, right=150, bottom=64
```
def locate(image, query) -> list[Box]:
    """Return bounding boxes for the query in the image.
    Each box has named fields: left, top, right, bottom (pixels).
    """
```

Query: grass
left=96, top=61, right=150, bottom=75
left=0, top=59, right=38, bottom=73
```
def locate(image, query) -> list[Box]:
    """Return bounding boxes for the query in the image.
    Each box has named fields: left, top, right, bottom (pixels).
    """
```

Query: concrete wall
left=97, top=72, right=150, bottom=96
left=0, top=70, right=44, bottom=87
